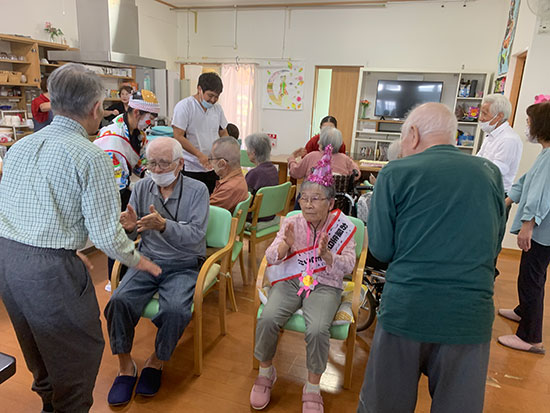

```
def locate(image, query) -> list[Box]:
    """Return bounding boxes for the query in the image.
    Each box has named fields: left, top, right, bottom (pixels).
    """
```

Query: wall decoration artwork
left=494, top=76, right=507, bottom=94
left=262, top=61, right=304, bottom=110
left=498, top=0, right=521, bottom=76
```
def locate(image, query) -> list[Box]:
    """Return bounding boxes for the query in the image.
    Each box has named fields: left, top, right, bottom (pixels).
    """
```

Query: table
left=270, top=154, right=383, bottom=184
left=0, top=352, right=16, bottom=384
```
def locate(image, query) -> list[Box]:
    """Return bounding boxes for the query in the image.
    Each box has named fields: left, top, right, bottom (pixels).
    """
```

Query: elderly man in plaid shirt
left=0, top=64, right=161, bottom=413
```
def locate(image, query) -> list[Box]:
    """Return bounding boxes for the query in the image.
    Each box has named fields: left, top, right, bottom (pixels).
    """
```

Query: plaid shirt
left=0, top=116, right=140, bottom=267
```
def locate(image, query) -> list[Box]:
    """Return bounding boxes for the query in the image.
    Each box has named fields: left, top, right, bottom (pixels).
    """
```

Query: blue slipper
left=107, top=362, right=138, bottom=406
left=135, top=367, right=163, bottom=397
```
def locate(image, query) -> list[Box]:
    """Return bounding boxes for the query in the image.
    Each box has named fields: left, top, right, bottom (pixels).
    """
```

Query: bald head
left=400, top=103, right=457, bottom=157
left=212, top=137, right=241, bottom=168
left=146, top=137, right=184, bottom=161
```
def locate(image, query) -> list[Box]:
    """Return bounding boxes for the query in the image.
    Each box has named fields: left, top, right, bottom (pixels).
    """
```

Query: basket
left=8, top=71, right=21, bottom=83
left=0, top=71, right=8, bottom=83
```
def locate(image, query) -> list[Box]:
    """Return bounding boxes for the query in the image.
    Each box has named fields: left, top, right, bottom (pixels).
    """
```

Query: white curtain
left=219, top=64, right=257, bottom=145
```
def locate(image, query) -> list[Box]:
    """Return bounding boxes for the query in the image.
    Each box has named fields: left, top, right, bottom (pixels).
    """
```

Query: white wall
left=135, top=0, right=179, bottom=71
left=0, top=0, right=79, bottom=46
left=175, top=0, right=510, bottom=155
left=0, top=0, right=178, bottom=70
left=501, top=15, right=550, bottom=250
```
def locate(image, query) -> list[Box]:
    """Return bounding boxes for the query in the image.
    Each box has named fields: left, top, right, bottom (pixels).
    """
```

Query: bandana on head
left=306, top=144, right=334, bottom=187
left=128, top=89, right=160, bottom=114
left=534, top=95, right=550, bottom=104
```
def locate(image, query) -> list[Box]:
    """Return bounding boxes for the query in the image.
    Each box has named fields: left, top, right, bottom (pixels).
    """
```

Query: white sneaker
left=105, top=281, right=112, bottom=292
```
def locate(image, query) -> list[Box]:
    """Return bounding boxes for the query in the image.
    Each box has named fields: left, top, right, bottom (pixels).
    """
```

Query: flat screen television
left=374, top=80, right=443, bottom=119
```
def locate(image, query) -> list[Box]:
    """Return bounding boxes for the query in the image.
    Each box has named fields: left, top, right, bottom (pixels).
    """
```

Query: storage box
left=0, top=71, right=8, bottom=83
left=8, top=71, right=21, bottom=83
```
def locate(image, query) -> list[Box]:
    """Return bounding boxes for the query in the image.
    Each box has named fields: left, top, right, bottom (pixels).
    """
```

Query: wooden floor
left=0, top=244, right=549, bottom=412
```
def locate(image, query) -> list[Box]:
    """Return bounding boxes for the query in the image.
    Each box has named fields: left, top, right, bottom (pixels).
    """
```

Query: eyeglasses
left=208, top=156, right=226, bottom=162
left=147, top=160, right=176, bottom=170
left=298, top=196, right=328, bottom=205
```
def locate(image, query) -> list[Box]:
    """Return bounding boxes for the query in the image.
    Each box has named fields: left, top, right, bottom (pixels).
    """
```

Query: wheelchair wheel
left=356, top=289, right=377, bottom=331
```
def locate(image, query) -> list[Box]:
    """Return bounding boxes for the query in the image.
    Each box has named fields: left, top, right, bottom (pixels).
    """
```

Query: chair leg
left=249, top=236, right=257, bottom=281
left=226, top=273, right=238, bottom=312
left=218, top=272, right=227, bottom=336
left=193, top=313, right=203, bottom=376
left=343, top=323, right=357, bottom=389
left=238, top=249, right=247, bottom=285
left=252, top=307, right=259, bottom=370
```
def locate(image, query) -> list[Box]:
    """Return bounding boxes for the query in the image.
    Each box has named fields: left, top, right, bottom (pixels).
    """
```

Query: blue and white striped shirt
left=0, top=116, right=140, bottom=267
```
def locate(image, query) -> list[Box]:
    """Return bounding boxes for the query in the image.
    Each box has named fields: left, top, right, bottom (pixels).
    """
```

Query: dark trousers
left=358, top=325, right=490, bottom=413
left=513, top=240, right=550, bottom=343
left=0, top=238, right=104, bottom=412
left=182, top=170, right=218, bottom=195
left=105, top=258, right=199, bottom=361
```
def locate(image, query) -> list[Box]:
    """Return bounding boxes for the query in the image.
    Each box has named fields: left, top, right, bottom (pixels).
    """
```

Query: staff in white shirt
left=172, top=72, right=229, bottom=194
left=476, top=94, right=523, bottom=196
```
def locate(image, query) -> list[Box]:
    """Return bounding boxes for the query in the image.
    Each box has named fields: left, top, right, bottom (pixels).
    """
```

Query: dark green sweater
left=368, top=145, right=506, bottom=344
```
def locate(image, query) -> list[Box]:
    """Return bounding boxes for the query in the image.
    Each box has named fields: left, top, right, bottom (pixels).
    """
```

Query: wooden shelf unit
left=352, top=69, right=492, bottom=160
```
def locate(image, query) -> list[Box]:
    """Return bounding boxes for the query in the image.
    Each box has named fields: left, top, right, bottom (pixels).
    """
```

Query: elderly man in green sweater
left=357, top=103, right=506, bottom=413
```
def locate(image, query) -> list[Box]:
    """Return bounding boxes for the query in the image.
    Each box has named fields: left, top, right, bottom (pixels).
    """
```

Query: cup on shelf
left=40, top=58, right=49, bottom=64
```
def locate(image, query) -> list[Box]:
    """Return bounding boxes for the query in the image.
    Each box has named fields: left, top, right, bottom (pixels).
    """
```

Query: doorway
left=311, top=66, right=361, bottom=153
left=509, top=51, right=527, bottom=126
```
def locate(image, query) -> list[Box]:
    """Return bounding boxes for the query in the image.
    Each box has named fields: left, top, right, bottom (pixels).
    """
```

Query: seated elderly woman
left=250, top=147, right=356, bottom=413
left=245, top=133, right=279, bottom=194
left=288, top=127, right=358, bottom=180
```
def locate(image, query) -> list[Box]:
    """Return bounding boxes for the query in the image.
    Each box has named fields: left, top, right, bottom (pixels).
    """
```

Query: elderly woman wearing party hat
left=250, top=145, right=357, bottom=413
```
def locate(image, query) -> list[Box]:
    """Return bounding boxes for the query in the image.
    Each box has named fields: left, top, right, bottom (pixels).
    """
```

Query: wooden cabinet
left=351, top=69, right=492, bottom=161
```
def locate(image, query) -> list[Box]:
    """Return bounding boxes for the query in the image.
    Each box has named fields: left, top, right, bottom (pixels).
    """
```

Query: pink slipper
left=250, top=367, right=277, bottom=410
left=498, top=334, right=545, bottom=354
left=498, top=308, right=521, bottom=322
left=302, top=386, right=324, bottom=413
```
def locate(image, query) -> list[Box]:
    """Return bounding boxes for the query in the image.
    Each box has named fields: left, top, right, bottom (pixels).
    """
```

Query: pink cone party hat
left=306, top=144, right=334, bottom=187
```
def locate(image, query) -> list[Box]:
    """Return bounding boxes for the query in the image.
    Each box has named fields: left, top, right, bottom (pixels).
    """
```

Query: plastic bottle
left=143, top=73, right=151, bottom=91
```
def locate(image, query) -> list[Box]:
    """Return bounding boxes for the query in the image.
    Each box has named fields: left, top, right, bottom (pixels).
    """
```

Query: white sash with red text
left=266, top=210, right=356, bottom=284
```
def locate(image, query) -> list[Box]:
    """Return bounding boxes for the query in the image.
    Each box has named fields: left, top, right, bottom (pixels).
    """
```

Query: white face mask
left=525, top=128, right=538, bottom=143
left=150, top=170, right=177, bottom=187
left=479, top=115, right=498, bottom=134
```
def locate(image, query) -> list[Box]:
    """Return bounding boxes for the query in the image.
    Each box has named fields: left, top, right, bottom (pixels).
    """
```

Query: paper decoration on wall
left=267, top=133, right=277, bottom=147
left=494, top=76, right=507, bottom=94
left=262, top=61, right=304, bottom=110
left=498, top=0, right=521, bottom=76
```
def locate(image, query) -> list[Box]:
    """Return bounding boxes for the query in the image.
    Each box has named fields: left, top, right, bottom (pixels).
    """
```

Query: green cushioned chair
left=252, top=210, right=367, bottom=389
left=240, top=149, right=255, bottom=168
left=111, top=205, right=238, bottom=376
left=226, top=192, right=253, bottom=312
left=244, top=181, right=295, bottom=281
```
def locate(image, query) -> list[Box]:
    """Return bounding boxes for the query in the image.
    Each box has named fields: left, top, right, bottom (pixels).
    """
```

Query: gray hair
left=212, top=136, right=240, bottom=167
left=245, top=133, right=272, bottom=163
left=482, top=94, right=512, bottom=121
left=300, top=180, right=336, bottom=199
left=145, top=137, right=184, bottom=160
left=401, top=102, right=457, bottom=144
left=319, top=127, right=343, bottom=154
left=387, top=140, right=401, bottom=161
left=48, top=63, right=104, bottom=119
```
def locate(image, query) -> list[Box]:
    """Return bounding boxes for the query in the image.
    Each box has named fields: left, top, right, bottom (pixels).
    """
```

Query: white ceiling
left=162, top=0, right=393, bottom=9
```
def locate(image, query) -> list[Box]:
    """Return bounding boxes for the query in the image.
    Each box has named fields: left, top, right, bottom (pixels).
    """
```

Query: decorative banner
left=498, top=0, right=521, bottom=76
left=262, top=61, right=304, bottom=110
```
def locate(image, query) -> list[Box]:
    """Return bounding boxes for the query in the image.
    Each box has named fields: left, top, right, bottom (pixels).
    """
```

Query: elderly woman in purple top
left=245, top=133, right=279, bottom=194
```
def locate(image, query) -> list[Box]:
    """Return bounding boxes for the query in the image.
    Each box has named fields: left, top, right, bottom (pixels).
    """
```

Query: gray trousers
left=0, top=238, right=104, bottom=413
left=254, top=278, right=341, bottom=375
left=105, top=257, right=198, bottom=361
left=357, top=324, right=490, bottom=413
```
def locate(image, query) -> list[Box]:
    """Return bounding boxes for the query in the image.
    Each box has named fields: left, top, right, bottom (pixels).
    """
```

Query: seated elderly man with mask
left=209, top=136, right=249, bottom=212
left=104, top=137, right=209, bottom=406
